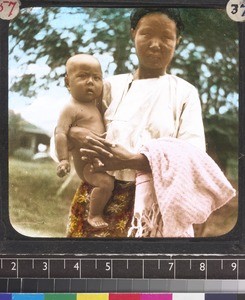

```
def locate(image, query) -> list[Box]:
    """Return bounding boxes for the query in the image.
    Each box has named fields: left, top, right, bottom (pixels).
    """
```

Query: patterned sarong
left=66, top=180, right=135, bottom=238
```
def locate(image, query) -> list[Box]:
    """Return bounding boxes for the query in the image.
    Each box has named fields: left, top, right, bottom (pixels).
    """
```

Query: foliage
left=8, top=7, right=239, bottom=172
left=8, top=110, right=22, bottom=155
left=9, top=7, right=238, bottom=110
left=173, top=9, right=238, bottom=116
left=204, top=109, right=238, bottom=172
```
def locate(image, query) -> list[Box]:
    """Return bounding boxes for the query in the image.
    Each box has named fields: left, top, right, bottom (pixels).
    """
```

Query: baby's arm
left=55, top=105, right=76, bottom=177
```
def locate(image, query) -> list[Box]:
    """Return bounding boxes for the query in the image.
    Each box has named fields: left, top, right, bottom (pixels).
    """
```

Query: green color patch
left=44, top=294, right=76, bottom=300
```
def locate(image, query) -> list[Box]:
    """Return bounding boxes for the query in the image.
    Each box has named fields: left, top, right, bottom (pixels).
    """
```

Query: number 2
left=11, top=262, right=16, bottom=271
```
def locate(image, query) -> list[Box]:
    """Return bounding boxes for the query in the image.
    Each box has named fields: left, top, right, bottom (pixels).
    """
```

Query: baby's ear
left=64, top=74, right=70, bottom=90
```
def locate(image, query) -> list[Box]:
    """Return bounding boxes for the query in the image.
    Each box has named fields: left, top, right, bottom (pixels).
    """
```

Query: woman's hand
left=80, top=143, right=134, bottom=170
left=69, top=126, right=113, bottom=157
left=80, top=143, right=151, bottom=173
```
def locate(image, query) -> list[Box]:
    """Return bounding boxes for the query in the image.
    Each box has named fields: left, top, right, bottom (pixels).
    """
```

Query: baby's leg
left=83, top=164, right=114, bottom=229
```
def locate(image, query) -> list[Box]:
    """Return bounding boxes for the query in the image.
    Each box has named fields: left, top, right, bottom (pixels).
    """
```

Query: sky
left=8, top=7, right=121, bottom=135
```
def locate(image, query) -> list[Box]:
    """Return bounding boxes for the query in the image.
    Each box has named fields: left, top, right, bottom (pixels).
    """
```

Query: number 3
left=43, top=262, right=48, bottom=271
left=231, top=4, right=238, bottom=14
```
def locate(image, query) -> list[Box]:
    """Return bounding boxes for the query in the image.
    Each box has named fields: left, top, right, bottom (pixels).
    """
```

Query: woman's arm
left=69, top=127, right=151, bottom=173
left=80, top=143, right=151, bottom=173
left=69, top=126, right=113, bottom=157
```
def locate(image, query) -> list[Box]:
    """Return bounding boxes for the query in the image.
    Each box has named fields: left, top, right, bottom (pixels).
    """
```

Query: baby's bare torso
left=70, top=101, right=105, bottom=134
left=60, top=101, right=105, bottom=180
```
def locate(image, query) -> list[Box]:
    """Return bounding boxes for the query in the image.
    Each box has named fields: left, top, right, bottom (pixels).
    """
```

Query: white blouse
left=103, top=73, right=206, bottom=181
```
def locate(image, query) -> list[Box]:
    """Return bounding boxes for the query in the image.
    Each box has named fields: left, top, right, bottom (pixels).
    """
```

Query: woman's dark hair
left=130, top=8, right=184, bottom=37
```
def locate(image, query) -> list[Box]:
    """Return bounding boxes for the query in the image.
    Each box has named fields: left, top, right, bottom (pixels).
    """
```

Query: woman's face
left=131, top=13, right=179, bottom=76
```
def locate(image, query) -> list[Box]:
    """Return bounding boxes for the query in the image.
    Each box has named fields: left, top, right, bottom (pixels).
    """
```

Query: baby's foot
left=87, top=216, right=108, bottom=229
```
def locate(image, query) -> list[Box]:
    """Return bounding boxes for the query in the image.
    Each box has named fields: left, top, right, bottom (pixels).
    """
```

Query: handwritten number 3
left=231, top=4, right=245, bottom=16
left=231, top=4, right=238, bottom=14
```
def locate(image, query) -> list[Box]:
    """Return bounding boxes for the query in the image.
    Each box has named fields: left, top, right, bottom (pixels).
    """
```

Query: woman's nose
left=149, top=39, right=161, bottom=50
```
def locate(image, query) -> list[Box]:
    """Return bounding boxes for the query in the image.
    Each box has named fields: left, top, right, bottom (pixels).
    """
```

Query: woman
left=66, top=8, right=233, bottom=238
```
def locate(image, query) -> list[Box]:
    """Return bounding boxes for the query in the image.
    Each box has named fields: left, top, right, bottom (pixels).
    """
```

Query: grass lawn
left=9, top=158, right=81, bottom=237
left=8, top=158, right=238, bottom=238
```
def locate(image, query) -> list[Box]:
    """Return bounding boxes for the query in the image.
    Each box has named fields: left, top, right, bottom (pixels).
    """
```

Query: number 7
left=168, top=262, right=174, bottom=271
left=7, top=1, right=17, bottom=17
left=1, top=1, right=17, bottom=17
left=241, top=4, right=245, bottom=17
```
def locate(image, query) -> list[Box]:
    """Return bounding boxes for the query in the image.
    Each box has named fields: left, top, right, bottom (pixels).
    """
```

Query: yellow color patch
left=77, top=293, right=109, bottom=300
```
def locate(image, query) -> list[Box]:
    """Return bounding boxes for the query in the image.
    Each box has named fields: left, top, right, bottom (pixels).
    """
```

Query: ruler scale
left=1, top=256, right=245, bottom=293
left=0, top=257, right=244, bottom=280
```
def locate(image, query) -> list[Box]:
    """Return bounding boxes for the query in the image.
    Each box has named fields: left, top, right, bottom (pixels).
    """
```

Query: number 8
left=200, top=262, right=205, bottom=271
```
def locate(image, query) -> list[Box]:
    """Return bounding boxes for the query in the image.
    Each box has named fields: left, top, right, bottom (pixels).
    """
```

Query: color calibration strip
left=1, top=278, right=245, bottom=293
left=0, top=294, right=243, bottom=300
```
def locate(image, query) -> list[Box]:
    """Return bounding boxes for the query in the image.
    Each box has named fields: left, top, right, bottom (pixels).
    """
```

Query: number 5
left=105, top=262, right=111, bottom=271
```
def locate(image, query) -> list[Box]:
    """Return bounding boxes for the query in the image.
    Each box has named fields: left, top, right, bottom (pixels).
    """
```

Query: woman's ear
left=176, top=35, right=182, bottom=48
left=64, top=74, right=70, bottom=91
left=130, top=28, right=136, bottom=41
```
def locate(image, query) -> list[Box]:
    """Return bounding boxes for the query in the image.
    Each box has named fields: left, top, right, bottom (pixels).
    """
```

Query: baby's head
left=65, top=54, right=103, bottom=103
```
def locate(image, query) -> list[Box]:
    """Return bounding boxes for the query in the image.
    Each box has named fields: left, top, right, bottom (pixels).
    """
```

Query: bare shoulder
left=56, top=102, right=81, bottom=131
left=59, top=102, right=79, bottom=116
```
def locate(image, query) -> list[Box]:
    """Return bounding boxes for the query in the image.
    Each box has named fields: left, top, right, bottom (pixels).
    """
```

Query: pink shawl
left=128, top=138, right=236, bottom=238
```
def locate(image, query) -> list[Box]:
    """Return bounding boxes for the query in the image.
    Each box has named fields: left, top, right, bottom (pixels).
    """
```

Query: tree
left=8, top=110, right=22, bottom=155
left=8, top=7, right=239, bottom=173
left=9, top=7, right=239, bottom=113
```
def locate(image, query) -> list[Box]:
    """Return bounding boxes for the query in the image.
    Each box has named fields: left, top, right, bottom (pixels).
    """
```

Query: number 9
left=231, top=262, right=237, bottom=271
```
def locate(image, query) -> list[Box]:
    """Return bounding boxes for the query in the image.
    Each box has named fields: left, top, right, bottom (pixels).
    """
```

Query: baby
left=55, top=53, right=114, bottom=229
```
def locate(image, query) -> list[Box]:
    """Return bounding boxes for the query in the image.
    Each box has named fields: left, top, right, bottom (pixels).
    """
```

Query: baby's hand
left=57, top=160, right=70, bottom=177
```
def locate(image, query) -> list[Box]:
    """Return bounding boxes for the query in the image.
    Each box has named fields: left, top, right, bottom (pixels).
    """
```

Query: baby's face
left=67, top=57, right=103, bottom=103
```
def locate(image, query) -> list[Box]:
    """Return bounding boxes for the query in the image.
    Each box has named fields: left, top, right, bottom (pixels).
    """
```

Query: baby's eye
left=94, top=76, right=102, bottom=81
